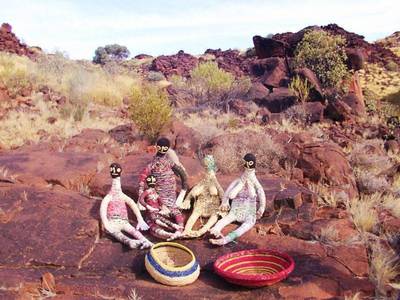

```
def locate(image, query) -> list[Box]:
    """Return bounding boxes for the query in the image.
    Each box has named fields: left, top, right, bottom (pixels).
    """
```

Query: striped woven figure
left=145, top=242, right=200, bottom=286
left=180, top=155, right=226, bottom=238
left=209, top=153, right=266, bottom=246
left=138, top=138, right=188, bottom=240
left=139, top=175, right=183, bottom=240
left=214, top=249, right=295, bottom=287
left=100, top=163, right=153, bottom=249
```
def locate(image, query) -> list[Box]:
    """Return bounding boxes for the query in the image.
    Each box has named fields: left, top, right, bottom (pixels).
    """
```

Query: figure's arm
left=100, top=194, right=112, bottom=233
left=172, top=164, right=189, bottom=191
left=138, top=166, right=151, bottom=198
left=221, top=179, right=240, bottom=207
left=181, top=184, right=204, bottom=210
left=138, top=190, right=158, bottom=212
left=254, top=178, right=266, bottom=218
left=214, top=179, right=225, bottom=200
left=122, top=193, right=149, bottom=231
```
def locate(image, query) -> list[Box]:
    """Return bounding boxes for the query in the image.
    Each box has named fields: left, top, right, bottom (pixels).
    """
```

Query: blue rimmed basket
left=145, top=242, right=200, bottom=286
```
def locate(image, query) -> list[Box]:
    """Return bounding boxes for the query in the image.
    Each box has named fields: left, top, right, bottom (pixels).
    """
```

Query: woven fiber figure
left=100, top=163, right=153, bottom=249
left=180, top=155, right=226, bottom=238
left=209, top=153, right=266, bottom=246
left=139, top=174, right=183, bottom=240
left=139, top=138, right=188, bottom=240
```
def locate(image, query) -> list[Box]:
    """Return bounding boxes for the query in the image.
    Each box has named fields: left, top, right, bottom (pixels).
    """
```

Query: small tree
left=128, top=85, right=172, bottom=142
left=293, top=30, right=348, bottom=88
left=93, top=44, right=130, bottom=64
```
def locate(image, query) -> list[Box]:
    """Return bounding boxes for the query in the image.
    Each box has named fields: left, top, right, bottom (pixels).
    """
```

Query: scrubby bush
left=363, top=87, right=380, bottom=112
left=128, top=85, right=172, bottom=141
left=288, top=75, right=311, bottom=103
left=211, top=131, right=284, bottom=174
left=147, top=71, right=166, bottom=81
left=0, top=52, right=139, bottom=106
left=293, top=30, right=348, bottom=88
left=385, top=60, right=399, bottom=72
left=0, top=52, right=33, bottom=97
left=171, top=61, right=251, bottom=110
left=93, top=44, right=130, bottom=65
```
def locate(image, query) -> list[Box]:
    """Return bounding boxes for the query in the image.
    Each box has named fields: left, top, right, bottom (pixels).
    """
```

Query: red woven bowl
left=214, top=249, right=295, bottom=287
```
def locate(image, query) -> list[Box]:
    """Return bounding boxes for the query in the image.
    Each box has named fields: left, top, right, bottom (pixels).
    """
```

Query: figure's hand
left=136, top=220, right=150, bottom=231
left=147, top=206, right=159, bottom=212
left=220, top=203, right=230, bottom=212
left=256, top=210, right=264, bottom=219
left=179, top=200, right=191, bottom=210
left=159, top=206, right=170, bottom=216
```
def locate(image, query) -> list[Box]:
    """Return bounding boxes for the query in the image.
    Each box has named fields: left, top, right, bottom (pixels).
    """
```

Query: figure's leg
left=156, top=215, right=181, bottom=231
left=107, top=221, right=142, bottom=249
left=183, top=212, right=201, bottom=235
left=150, top=224, right=176, bottom=240
left=122, top=222, right=153, bottom=249
left=209, top=213, right=236, bottom=238
left=190, top=214, right=219, bottom=238
left=210, top=220, right=256, bottom=246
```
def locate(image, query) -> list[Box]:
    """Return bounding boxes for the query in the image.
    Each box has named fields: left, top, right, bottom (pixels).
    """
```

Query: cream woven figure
left=100, top=163, right=153, bottom=249
left=180, top=155, right=226, bottom=238
left=209, top=153, right=266, bottom=246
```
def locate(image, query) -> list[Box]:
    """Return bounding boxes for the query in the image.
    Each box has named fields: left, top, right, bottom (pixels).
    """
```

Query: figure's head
left=110, top=163, right=122, bottom=178
left=156, top=138, right=170, bottom=156
left=243, top=153, right=256, bottom=169
left=203, top=155, right=217, bottom=172
left=146, top=174, right=157, bottom=188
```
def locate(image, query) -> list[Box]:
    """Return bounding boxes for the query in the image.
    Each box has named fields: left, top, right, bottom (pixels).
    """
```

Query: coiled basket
left=145, top=242, right=200, bottom=286
left=214, top=249, right=294, bottom=287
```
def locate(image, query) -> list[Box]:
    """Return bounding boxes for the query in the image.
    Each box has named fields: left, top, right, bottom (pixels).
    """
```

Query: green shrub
left=170, top=62, right=251, bottom=110
left=363, top=88, right=380, bottom=112
left=147, top=71, right=166, bottom=81
left=190, top=61, right=234, bottom=94
left=288, top=75, right=311, bottom=103
left=385, top=61, right=399, bottom=72
left=93, top=44, right=130, bottom=65
left=293, top=30, right=348, bottom=88
left=128, top=85, right=172, bottom=141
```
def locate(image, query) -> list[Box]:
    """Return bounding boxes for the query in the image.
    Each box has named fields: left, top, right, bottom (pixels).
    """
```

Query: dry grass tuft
left=381, top=194, right=400, bottom=218
left=128, top=289, right=142, bottom=300
left=369, top=242, right=399, bottom=295
left=318, top=227, right=339, bottom=244
left=347, top=193, right=380, bottom=233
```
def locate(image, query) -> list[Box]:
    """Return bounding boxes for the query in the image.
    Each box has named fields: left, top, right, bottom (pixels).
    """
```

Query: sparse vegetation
left=347, top=193, right=380, bottom=233
left=128, top=85, right=173, bottom=142
left=170, top=61, right=251, bottom=110
left=0, top=51, right=139, bottom=106
left=293, top=30, right=348, bottom=88
left=288, top=75, right=311, bottom=103
left=369, top=242, right=399, bottom=296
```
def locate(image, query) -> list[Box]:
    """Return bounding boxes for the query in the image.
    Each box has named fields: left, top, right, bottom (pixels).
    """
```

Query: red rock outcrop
left=0, top=23, right=36, bottom=58
left=150, top=50, right=198, bottom=78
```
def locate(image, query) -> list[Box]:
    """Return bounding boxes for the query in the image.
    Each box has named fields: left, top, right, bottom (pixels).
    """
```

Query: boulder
left=294, top=67, right=324, bottom=101
left=160, top=120, right=202, bottom=157
left=289, top=142, right=358, bottom=200
left=253, top=36, right=288, bottom=58
left=346, top=48, right=365, bottom=71
left=260, top=58, right=290, bottom=89
left=253, top=87, right=297, bottom=113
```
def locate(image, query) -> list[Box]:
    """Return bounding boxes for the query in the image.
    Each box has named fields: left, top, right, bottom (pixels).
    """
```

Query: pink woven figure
left=209, top=153, right=266, bottom=246
left=138, top=138, right=188, bottom=240
left=100, top=163, right=153, bottom=249
left=139, top=174, right=183, bottom=240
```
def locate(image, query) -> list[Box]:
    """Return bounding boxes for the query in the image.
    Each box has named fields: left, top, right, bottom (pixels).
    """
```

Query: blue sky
left=1, top=0, right=399, bottom=59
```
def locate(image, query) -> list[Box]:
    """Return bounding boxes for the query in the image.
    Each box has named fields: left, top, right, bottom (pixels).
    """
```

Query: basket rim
left=213, top=248, right=295, bottom=282
left=150, top=242, right=196, bottom=272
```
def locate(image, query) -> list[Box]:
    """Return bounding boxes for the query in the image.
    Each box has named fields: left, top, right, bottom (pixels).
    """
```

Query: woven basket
left=214, top=249, right=294, bottom=287
left=145, top=242, right=200, bottom=286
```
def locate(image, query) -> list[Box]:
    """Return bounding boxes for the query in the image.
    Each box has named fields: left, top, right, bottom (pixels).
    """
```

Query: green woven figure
left=180, top=155, right=226, bottom=238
